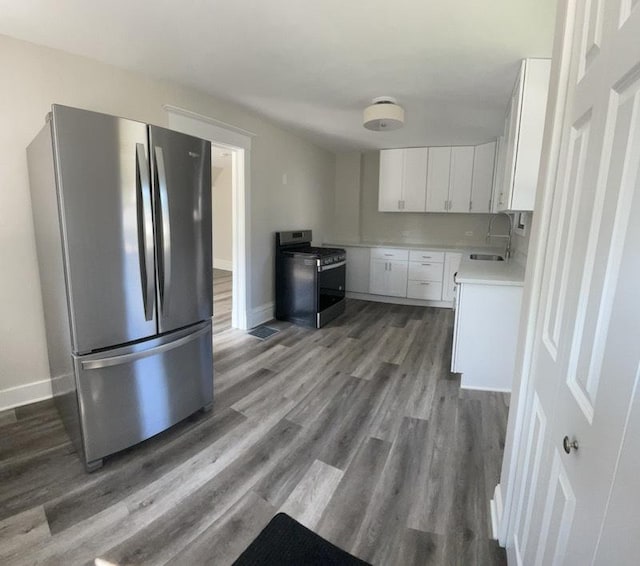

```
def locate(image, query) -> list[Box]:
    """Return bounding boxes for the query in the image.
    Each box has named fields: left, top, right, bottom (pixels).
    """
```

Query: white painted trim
left=0, top=379, right=52, bottom=411
left=490, top=484, right=504, bottom=540
left=163, top=105, right=256, bottom=139
left=213, top=259, right=233, bottom=271
left=166, top=108, right=252, bottom=331
left=461, top=384, right=512, bottom=393
left=511, top=539, right=524, bottom=566
left=345, top=291, right=453, bottom=309
left=250, top=302, right=274, bottom=329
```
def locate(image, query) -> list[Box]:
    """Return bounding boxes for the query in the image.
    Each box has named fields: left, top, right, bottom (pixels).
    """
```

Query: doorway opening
left=212, top=144, right=239, bottom=334
left=165, top=105, right=253, bottom=332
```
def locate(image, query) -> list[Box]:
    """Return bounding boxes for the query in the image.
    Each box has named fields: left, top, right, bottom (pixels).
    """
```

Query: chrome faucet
left=487, top=212, right=513, bottom=260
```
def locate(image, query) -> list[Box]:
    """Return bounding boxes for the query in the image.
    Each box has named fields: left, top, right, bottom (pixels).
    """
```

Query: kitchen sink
left=470, top=254, right=504, bottom=261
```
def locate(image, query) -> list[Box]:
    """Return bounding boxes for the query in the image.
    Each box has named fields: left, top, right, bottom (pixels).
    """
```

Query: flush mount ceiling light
left=363, top=96, right=405, bottom=131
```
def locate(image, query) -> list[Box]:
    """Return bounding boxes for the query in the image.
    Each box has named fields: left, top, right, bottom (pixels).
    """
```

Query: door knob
left=563, top=436, right=579, bottom=454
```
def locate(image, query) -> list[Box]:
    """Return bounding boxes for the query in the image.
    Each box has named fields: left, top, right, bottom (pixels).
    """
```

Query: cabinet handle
left=421, top=263, right=432, bottom=266
left=420, top=282, right=430, bottom=286
left=444, top=199, right=448, bottom=211
left=384, top=253, right=393, bottom=257
left=469, top=201, right=473, bottom=211
left=422, top=256, right=432, bottom=259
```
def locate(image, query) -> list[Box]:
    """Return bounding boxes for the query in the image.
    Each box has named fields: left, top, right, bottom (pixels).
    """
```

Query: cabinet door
left=510, top=58, right=551, bottom=211
left=369, top=258, right=388, bottom=295
left=470, top=141, right=496, bottom=213
left=343, top=246, right=370, bottom=293
left=425, top=147, right=451, bottom=212
left=387, top=260, right=408, bottom=297
left=448, top=146, right=474, bottom=213
left=443, top=252, right=462, bottom=302
left=402, top=148, right=428, bottom=211
left=491, top=135, right=506, bottom=213
left=378, top=149, right=404, bottom=211
left=500, top=63, right=525, bottom=211
left=407, top=280, right=443, bottom=301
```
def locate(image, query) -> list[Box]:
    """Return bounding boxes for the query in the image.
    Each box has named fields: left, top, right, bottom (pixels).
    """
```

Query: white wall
left=0, top=34, right=335, bottom=407
left=212, top=164, right=233, bottom=269
left=332, top=152, right=362, bottom=243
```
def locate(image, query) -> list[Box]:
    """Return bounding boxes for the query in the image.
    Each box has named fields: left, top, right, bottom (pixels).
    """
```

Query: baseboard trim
left=460, top=384, right=512, bottom=393
left=249, top=302, right=274, bottom=328
left=490, top=483, right=504, bottom=540
left=346, top=291, right=453, bottom=309
left=0, top=378, right=53, bottom=411
left=213, top=259, right=233, bottom=271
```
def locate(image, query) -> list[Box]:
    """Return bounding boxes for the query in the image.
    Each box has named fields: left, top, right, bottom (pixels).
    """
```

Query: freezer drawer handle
left=154, top=146, right=172, bottom=315
left=135, top=143, right=155, bottom=321
left=81, top=325, right=210, bottom=370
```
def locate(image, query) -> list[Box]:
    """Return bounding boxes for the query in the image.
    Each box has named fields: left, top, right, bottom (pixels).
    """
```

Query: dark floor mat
left=247, top=326, right=280, bottom=340
left=232, top=513, right=371, bottom=566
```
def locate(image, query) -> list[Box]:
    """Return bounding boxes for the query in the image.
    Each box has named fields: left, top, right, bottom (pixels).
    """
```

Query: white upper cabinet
left=498, top=58, right=551, bottom=212
left=425, top=147, right=451, bottom=212
left=448, top=146, right=474, bottom=212
left=470, top=141, right=496, bottom=213
left=426, top=146, right=474, bottom=213
left=491, top=136, right=506, bottom=212
left=402, top=148, right=429, bottom=210
left=379, top=141, right=497, bottom=214
left=378, top=149, right=404, bottom=211
left=378, top=148, right=427, bottom=212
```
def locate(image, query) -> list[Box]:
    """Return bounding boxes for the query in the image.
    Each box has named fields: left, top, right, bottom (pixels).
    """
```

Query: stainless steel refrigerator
left=27, top=104, right=213, bottom=471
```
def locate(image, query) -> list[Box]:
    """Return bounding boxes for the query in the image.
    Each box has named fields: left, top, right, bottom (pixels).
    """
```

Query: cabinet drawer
left=408, top=250, right=445, bottom=262
left=408, top=261, right=444, bottom=282
left=407, top=280, right=443, bottom=301
left=370, top=248, right=409, bottom=261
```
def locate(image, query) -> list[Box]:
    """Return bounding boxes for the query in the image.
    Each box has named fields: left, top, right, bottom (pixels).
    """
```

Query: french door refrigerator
left=27, top=105, right=213, bottom=471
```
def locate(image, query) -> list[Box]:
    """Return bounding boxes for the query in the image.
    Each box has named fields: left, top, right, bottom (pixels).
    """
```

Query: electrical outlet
left=465, top=231, right=473, bottom=236
left=282, top=173, right=288, bottom=185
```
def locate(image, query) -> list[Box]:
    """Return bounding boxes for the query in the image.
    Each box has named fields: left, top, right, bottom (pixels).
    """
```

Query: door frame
left=164, top=105, right=254, bottom=330
left=496, top=0, right=577, bottom=548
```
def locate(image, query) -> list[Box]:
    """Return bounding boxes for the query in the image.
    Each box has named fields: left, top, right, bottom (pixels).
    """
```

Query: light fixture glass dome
left=363, top=96, right=405, bottom=131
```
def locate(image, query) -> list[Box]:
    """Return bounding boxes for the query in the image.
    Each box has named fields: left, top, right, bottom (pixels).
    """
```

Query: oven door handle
left=318, top=260, right=346, bottom=272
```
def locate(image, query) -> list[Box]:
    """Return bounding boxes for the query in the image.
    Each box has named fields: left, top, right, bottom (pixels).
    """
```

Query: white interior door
left=510, top=2, right=640, bottom=565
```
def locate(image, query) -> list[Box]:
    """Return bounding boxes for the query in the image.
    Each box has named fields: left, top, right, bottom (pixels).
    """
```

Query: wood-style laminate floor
left=0, top=269, right=508, bottom=565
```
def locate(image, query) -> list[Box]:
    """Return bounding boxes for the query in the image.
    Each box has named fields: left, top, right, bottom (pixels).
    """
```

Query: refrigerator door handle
left=80, top=324, right=210, bottom=370
left=135, top=143, right=155, bottom=321
left=154, top=146, right=172, bottom=314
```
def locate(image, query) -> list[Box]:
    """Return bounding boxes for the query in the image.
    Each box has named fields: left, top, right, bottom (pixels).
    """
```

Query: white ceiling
left=0, top=0, right=557, bottom=151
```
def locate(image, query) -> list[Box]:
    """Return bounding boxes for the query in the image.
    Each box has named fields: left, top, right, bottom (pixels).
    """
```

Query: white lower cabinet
left=369, top=258, right=408, bottom=297
left=407, top=280, right=443, bottom=301
left=407, top=251, right=444, bottom=300
left=442, top=253, right=462, bottom=302
left=342, top=246, right=370, bottom=293
left=452, top=282, right=523, bottom=391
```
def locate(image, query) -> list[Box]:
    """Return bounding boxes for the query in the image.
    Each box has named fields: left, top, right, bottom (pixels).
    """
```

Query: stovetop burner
left=293, top=246, right=344, bottom=258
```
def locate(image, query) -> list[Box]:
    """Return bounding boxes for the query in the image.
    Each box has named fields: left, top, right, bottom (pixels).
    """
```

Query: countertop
left=324, top=240, right=526, bottom=286
left=455, top=253, right=526, bottom=286
left=323, top=240, right=501, bottom=253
